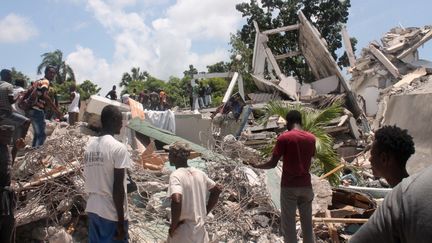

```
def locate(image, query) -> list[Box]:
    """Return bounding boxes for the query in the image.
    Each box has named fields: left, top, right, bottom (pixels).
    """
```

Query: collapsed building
left=9, top=11, right=432, bottom=243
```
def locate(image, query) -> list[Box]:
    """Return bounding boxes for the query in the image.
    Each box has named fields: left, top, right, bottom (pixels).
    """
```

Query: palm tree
left=120, top=67, right=149, bottom=87
left=37, top=49, right=75, bottom=84
left=260, top=101, right=343, bottom=185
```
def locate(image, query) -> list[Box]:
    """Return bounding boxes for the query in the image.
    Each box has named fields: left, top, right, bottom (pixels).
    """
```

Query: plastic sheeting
left=144, top=110, right=176, bottom=134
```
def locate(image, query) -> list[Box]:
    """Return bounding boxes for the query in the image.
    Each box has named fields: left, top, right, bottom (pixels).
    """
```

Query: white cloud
left=66, top=45, right=114, bottom=94
left=0, top=13, right=38, bottom=43
left=68, top=0, right=246, bottom=94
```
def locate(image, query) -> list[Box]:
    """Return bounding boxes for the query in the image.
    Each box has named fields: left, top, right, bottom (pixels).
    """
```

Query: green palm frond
left=260, top=100, right=343, bottom=185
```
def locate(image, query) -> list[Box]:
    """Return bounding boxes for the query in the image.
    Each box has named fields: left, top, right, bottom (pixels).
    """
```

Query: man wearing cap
left=167, top=142, right=222, bottom=243
left=0, top=69, right=30, bottom=162
left=27, top=66, right=62, bottom=147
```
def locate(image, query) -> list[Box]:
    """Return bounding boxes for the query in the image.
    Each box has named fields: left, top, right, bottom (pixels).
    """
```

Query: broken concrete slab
left=393, top=67, right=427, bottom=88
left=368, top=45, right=400, bottom=78
left=311, top=75, right=339, bottom=95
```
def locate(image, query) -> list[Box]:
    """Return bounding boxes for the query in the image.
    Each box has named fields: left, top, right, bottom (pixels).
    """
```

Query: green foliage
left=37, top=49, right=75, bottom=84
left=207, top=62, right=230, bottom=73
left=120, top=67, right=149, bottom=88
left=164, top=76, right=190, bottom=108
left=235, top=0, right=354, bottom=83
left=203, top=77, right=229, bottom=107
left=79, top=80, right=102, bottom=100
left=53, top=80, right=101, bottom=101
left=143, top=76, right=166, bottom=92
left=260, top=101, right=343, bottom=185
left=229, top=33, right=257, bottom=93
left=183, top=64, right=198, bottom=78
left=10, top=67, right=30, bottom=86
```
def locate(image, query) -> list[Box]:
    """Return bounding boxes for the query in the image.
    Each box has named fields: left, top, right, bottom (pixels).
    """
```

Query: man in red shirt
left=251, top=110, right=316, bottom=243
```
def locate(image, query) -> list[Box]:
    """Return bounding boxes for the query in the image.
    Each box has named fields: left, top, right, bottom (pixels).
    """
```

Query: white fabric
left=144, top=109, right=176, bottom=133
left=12, top=87, right=25, bottom=115
left=167, top=167, right=216, bottom=243
left=68, top=91, right=80, bottom=113
left=83, top=135, right=131, bottom=221
left=12, top=87, right=25, bottom=99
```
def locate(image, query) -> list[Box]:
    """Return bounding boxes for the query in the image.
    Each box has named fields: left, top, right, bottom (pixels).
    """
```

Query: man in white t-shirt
left=167, top=142, right=222, bottom=243
left=83, top=105, right=131, bottom=242
left=68, top=84, right=80, bottom=126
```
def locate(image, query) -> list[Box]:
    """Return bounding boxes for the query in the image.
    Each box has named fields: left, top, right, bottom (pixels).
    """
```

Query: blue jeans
left=28, top=109, right=46, bottom=147
left=88, top=213, right=128, bottom=243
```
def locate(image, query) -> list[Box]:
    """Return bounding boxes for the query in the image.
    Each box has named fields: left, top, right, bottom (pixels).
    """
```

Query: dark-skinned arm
left=113, top=168, right=126, bottom=239
left=169, top=193, right=183, bottom=237
left=43, top=93, right=62, bottom=117
left=252, top=154, right=281, bottom=169
left=70, top=92, right=75, bottom=102
left=207, top=184, right=222, bottom=214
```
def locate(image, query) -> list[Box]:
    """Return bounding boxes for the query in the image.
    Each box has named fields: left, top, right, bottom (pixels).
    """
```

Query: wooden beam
left=311, top=217, right=368, bottom=224
left=369, top=45, right=400, bottom=78
left=262, top=24, right=300, bottom=35
left=320, top=164, right=345, bottom=179
left=325, top=210, right=340, bottom=243
left=398, top=30, right=432, bottom=59
left=275, top=51, right=302, bottom=60
left=341, top=26, right=356, bottom=68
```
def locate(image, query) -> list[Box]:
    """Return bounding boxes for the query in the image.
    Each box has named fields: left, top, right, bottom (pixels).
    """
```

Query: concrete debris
left=350, top=24, right=432, bottom=175
left=13, top=16, right=432, bottom=243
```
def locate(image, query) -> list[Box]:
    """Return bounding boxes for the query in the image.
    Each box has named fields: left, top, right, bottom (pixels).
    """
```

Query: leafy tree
left=79, top=80, right=102, bottom=100
left=37, top=49, right=75, bottom=84
left=229, top=33, right=257, bottom=93
left=53, top=80, right=101, bottom=101
left=143, top=76, right=166, bottom=93
left=164, top=76, right=190, bottom=108
left=10, top=67, right=30, bottom=86
left=260, top=100, right=343, bottom=185
left=235, top=0, right=353, bottom=83
left=207, top=62, right=230, bottom=73
left=120, top=67, right=149, bottom=88
left=183, top=64, right=198, bottom=78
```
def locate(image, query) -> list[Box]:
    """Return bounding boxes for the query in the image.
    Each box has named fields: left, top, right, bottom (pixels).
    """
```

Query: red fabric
left=273, top=129, right=316, bottom=187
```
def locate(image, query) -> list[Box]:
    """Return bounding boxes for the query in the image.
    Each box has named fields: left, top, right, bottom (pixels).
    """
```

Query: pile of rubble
left=350, top=25, right=432, bottom=122
left=11, top=123, right=284, bottom=242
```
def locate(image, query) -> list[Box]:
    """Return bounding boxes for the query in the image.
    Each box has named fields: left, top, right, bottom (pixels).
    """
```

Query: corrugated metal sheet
left=127, top=118, right=220, bottom=159
left=248, top=93, right=281, bottom=103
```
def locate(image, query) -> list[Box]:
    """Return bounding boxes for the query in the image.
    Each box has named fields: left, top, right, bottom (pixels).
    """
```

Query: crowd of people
left=105, top=85, right=171, bottom=111
left=187, top=79, right=212, bottom=111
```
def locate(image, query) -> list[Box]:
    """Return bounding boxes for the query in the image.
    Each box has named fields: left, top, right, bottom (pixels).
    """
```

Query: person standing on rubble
left=68, top=84, right=80, bottom=126
left=249, top=110, right=316, bottom=243
left=167, top=142, right=222, bottom=243
left=348, top=125, right=432, bottom=243
left=84, top=105, right=131, bottom=242
left=0, top=69, right=30, bottom=161
left=106, top=85, right=118, bottom=101
left=149, top=90, right=159, bottom=110
left=26, top=67, right=62, bottom=147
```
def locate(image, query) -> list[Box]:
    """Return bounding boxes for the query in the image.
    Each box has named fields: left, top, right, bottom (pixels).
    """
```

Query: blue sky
left=0, top=0, right=431, bottom=94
